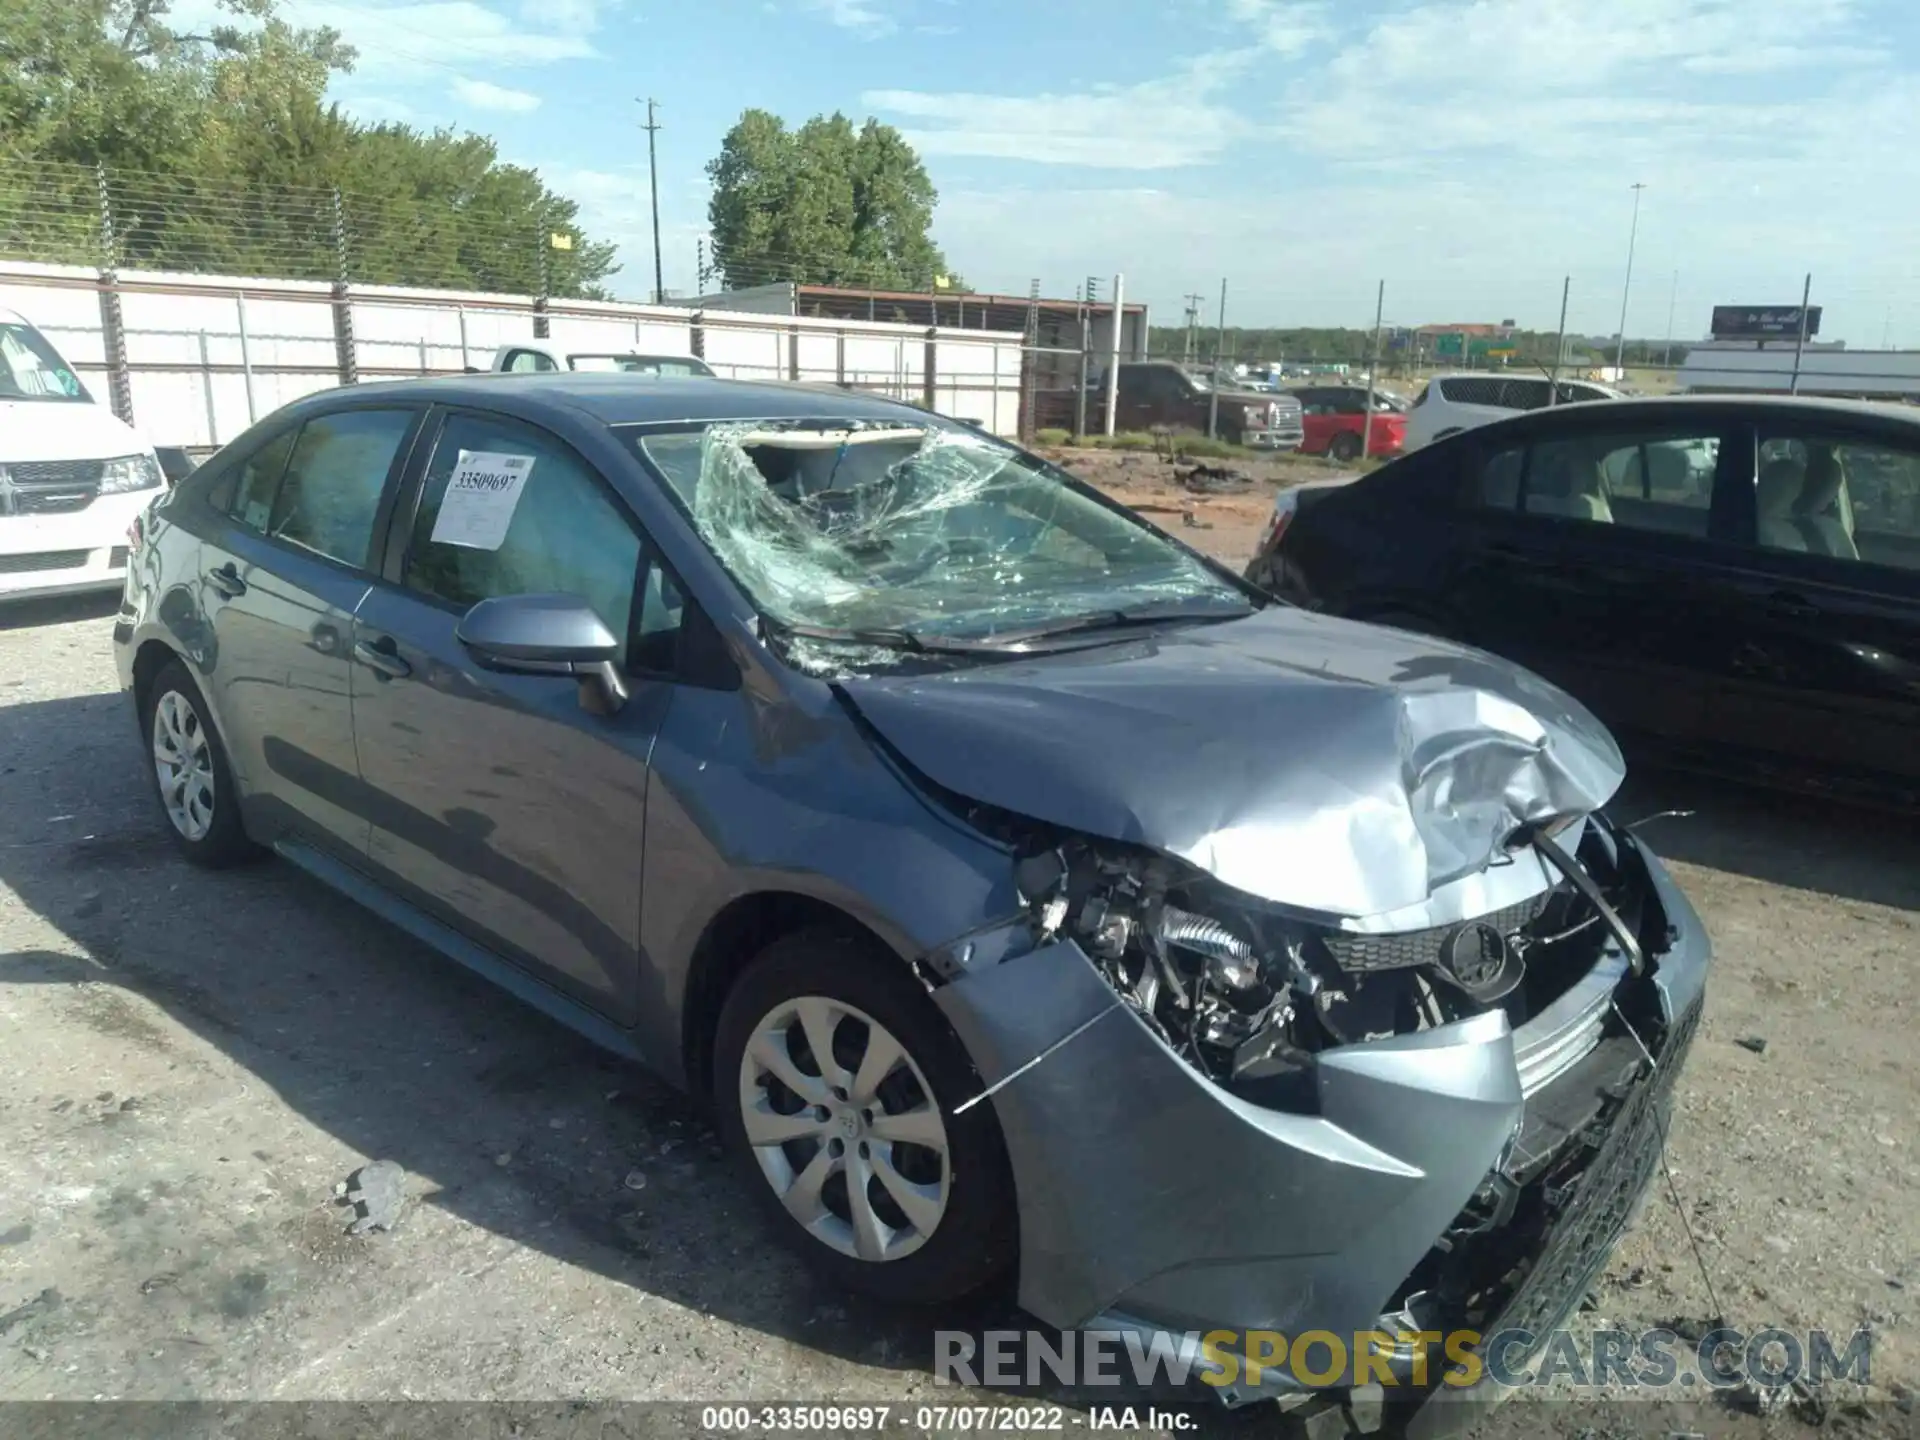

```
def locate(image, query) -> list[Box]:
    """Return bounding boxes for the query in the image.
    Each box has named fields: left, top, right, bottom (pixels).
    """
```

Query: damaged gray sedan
left=115, top=375, right=1709, bottom=1416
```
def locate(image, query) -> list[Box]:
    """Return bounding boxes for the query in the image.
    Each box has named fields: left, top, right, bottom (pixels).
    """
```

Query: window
left=0, top=323, right=88, bottom=403
left=229, top=428, right=299, bottom=533
left=1501, top=378, right=1553, bottom=412
left=1753, top=430, right=1920, bottom=572
left=1440, top=376, right=1508, bottom=407
left=504, top=349, right=559, bottom=373
left=1474, top=427, right=1722, bottom=536
left=265, top=409, right=413, bottom=568
left=405, top=412, right=644, bottom=662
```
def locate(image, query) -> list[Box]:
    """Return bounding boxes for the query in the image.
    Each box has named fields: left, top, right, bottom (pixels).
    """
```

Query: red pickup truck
left=1290, top=385, right=1406, bottom=462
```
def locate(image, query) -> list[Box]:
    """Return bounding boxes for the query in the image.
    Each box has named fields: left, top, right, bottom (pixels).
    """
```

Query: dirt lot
left=1, top=474, right=1917, bottom=1438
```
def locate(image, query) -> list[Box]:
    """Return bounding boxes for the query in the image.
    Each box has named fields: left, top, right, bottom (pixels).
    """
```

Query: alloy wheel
left=152, top=690, right=215, bottom=841
left=737, top=994, right=951, bottom=1262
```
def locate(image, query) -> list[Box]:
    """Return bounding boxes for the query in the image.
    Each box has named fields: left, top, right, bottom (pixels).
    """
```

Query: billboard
left=1710, top=305, right=1822, bottom=339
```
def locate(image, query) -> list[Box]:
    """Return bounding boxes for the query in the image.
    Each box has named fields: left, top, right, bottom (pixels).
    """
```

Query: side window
left=267, top=409, right=415, bottom=568
left=504, top=349, right=558, bottom=373
left=631, top=550, right=688, bottom=674
left=228, top=428, right=299, bottom=532
left=404, top=413, right=644, bottom=663
left=1477, top=446, right=1523, bottom=509
left=1441, top=376, right=1505, bottom=407
left=1501, top=379, right=1552, bottom=412
left=1754, top=430, right=1920, bottom=572
left=1474, top=429, right=1722, bottom=534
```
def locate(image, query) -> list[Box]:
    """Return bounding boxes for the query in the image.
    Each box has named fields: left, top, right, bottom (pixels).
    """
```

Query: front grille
left=0, top=549, right=90, bottom=575
left=3, top=459, right=103, bottom=515
left=1321, top=888, right=1556, bottom=974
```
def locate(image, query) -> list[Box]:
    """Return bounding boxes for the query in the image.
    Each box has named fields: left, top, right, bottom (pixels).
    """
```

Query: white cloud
left=866, top=54, right=1253, bottom=169
left=451, top=77, right=543, bottom=112
left=1225, top=0, right=1335, bottom=57
left=800, top=0, right=896, bottom=38
left=277, top=0, right=600, bottom=70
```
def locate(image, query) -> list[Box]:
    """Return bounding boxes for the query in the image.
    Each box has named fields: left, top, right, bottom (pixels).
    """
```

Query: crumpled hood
left=837, top=606, right=1624, bottom=918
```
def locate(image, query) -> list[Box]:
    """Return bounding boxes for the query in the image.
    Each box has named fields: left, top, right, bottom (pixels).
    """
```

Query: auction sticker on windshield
left=432, top=450, right=535, bottom=550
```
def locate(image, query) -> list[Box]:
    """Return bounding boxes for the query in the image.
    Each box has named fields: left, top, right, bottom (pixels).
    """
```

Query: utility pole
left=1207, top=278, right=1227, bottom=440
left=640, top=98, right=664, bottom=303
left=1613, top=181, right=1645, bottom=380
left=1662, top=269, right=1678, bottom=370
left=1103, top=274, right=1124, bottom=438
left=1789, top=273, right=1813, bottom=394
left=1182, top=292, right=1204, bottom=364
left=1362, top=280, right=1384, bottom=458
left=1548, top=275, right=1570, bottom=404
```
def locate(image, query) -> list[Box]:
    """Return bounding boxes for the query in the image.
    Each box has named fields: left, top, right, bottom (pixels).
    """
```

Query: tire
left=141, top=660, right=257, bottom=867
left=713, top=928, right=1017, bottom=1306
left=1327, top=432, right=1363, bottom=463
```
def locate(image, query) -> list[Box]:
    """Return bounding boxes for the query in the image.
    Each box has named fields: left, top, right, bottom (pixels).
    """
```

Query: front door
left=349, top=407, right=671, bottom=1024
left=201, top=407, right=419, bottom=857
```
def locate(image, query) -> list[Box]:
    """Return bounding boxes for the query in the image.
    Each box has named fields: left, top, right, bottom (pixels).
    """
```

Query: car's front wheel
left=142, top=660, right=256, bottom=867
left=713, top=929, right=1017, bottom=1305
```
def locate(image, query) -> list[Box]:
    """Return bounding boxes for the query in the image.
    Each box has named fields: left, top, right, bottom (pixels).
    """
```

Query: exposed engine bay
left=1008, top=815, right=1647, bottom=1105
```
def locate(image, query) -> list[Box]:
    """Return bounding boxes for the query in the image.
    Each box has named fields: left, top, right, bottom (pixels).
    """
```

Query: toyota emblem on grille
left=1436, top=921, right=1525, bottom=1002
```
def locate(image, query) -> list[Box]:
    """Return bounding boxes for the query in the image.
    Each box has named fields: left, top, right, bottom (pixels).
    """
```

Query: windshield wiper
left=761, top=617, right=1005, bottom=656
left=969, top=598, right=1255, bottom=649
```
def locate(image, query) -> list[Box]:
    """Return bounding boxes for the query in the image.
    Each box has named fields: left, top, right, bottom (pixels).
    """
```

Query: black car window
left=266, top=409, right=415, bottom=568
left=1501, top=378, right=1553, bottom=411
left=403, top=412, right=644, bottom=663
left=229, top=428, right=299, bottom=533
left=1440, top=376, right=1506, bottom=407
left=1752, top=428, right=1920, bottom=573
left=504, top=349, right=559, bottom=373
left=1476, top=426, right=1722, bottom=537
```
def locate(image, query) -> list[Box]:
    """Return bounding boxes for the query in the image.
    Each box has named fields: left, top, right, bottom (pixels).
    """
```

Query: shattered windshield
left=627, top=420, right=1248, bottom=664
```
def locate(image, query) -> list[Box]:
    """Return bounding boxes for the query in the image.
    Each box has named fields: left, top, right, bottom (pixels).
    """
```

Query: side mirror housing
left=456, top=593, right=628, bottom=712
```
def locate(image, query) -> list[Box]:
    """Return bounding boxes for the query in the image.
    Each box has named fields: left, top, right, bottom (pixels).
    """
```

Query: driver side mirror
left=456, top=593, right=629, bottom=714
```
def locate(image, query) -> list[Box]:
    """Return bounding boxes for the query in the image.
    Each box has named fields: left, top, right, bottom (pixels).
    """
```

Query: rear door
left=1443, top=410, right=1748, bottom=747
left=199, top=405, right=422, bottom=857
left=1703, top=418, right=1920, bottom=796
left=349, top=405, right=675, bottom=1023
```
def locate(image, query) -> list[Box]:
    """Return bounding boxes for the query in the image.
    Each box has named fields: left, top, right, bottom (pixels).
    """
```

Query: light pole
left=1613, top=181, right=1645, bottom=379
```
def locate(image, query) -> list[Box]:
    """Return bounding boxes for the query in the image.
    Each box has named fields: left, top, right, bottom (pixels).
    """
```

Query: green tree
left=706, top=109, right=953, bottom=292
left=0, top=0, right=617, bottom=296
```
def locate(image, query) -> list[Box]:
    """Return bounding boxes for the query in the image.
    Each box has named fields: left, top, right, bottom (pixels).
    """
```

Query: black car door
left=1441, top=411, right=1748, bottom=749
left=198, top=405, right=422, bottom=858
left=348, top=405, right=679, bottom=1025
left=1702, top=417, right=1920, bottom=798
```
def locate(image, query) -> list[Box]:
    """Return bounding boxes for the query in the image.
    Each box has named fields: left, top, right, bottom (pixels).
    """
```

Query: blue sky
left=229, top=0, right=1920, bottom=343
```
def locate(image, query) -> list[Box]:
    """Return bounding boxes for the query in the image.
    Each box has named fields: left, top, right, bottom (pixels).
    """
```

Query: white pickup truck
left=489, top=343, right=714, bottom=377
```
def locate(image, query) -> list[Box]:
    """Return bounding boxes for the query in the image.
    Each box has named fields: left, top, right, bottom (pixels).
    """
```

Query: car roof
left=271, top=373, right=944, bottom=429
left=1440, top=391, right=1920, bottom=444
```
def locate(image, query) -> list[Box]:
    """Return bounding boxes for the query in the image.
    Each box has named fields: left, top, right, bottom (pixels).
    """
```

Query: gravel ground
left=1, top=549, right=1915, bottom=1439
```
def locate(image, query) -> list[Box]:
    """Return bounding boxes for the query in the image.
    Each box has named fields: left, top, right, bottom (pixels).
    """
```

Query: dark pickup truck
left=1100, top=361, right=1305, bottom=449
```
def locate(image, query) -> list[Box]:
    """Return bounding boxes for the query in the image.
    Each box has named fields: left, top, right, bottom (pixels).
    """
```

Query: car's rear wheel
left=713, top=929, right=1017, bottom=1305
left=142, top=660, right=256, bottom=867
left=1327, top=432, right=1363, bottom=463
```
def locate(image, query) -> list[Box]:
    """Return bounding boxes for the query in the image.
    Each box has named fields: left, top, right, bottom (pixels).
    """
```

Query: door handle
left=1765, top=590, right=1820, bottom=621
left=206, top=562, right=246, bottom=598
left=353, top=636, right=412, bottom=680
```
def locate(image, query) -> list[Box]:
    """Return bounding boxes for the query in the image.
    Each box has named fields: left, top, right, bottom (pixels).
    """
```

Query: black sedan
left=1245, top=395, right=1920, bottom=808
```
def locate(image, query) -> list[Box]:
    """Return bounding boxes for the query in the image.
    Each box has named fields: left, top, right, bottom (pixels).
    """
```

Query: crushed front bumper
left=933, top=825, right=1709, bottom=1405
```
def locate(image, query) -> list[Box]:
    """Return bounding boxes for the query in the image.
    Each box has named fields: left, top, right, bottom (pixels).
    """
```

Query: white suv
left=1402, top=373, right=1621, bottom=451
left=1, top=309, right=164, bottom=601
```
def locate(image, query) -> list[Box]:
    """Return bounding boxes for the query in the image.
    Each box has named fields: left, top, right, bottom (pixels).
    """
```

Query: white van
left=1, top=309, right=164, bottom=601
